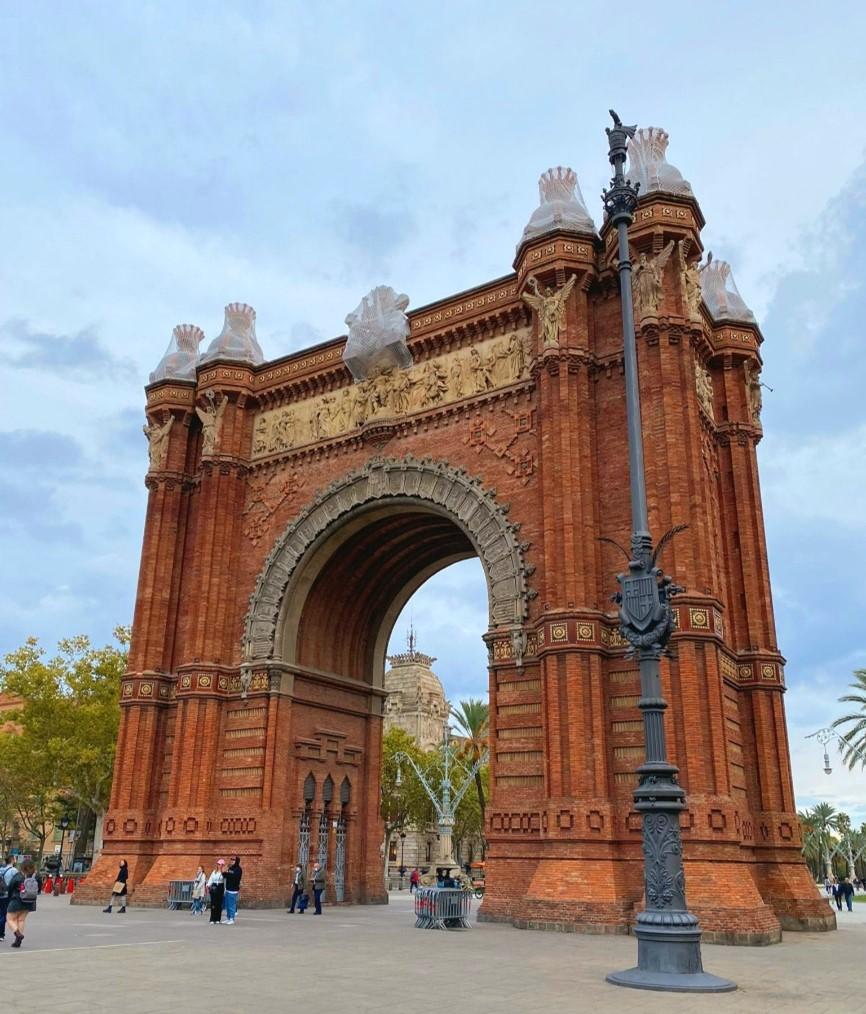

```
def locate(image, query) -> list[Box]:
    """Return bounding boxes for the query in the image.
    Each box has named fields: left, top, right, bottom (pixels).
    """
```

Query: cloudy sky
left=1, top=3, right=864, bottom=819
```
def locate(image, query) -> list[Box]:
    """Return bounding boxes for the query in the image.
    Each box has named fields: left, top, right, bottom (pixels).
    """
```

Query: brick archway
left=244, top=456, right=532, bottom=680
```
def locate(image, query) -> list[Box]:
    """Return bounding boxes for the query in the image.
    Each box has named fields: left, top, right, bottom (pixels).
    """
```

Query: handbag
left=112, top=879, right=126, bottom=894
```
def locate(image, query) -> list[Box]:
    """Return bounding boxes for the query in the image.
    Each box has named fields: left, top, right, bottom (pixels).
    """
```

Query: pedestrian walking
left=409, top=867, right=420, bottom=894
left=207, top=859, right=226, bottom=924
left=0, top=855, right=16, bottom=942
left=824, top=876, right=832, bottom=896
left=832, top=878, right=842, bottom=911
left=191, top=866, right=206, bottom=915
left=840, top=877, right=855, bottom=912
left=288, top=864, right=306, bottom=913
left=5, top=859, right=42, bottom=949
left=223, top=856, right=243, bottom=925
left=103, top=859, right=129, bottom=913
left=311, top=862, right=325, bottom=915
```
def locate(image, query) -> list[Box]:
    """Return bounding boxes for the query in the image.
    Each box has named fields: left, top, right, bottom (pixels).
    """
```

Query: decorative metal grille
left=298, top=809, right=312, bottom=869
left=334, top=816, right=346, bottom=902
left=317, top=810, right=330, bottom=868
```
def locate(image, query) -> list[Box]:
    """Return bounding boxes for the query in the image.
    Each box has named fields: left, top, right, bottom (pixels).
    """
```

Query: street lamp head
left=824, top=751, right=832, bottom=776
left=395, top=764, right=402, bottom=787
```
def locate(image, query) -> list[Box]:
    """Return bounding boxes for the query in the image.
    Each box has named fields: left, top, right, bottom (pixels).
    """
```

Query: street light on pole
left=602, top=110, right=735, bottom=994
left=393, top=722, right=488, bottom=876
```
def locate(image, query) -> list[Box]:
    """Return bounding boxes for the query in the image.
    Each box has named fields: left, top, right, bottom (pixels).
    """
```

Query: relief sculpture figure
left=632, top=240, right=674, bottom=320
left=694, top=360, right=715, bottom=421
left=393, top=369, right=413, bottom=414
left=143, top=415, right=174, bottom=470
left=678, top=241, right=703, bottom=320
left=469, top=347, right=494, bottom=392
left=196, top=395, right=227, bottom=456
left=521, top=274, right=576, bottom=348
left=450, top=354, right=464, bottom=397
left=421, top=361, right=448, bottom=406
left=744, top=361, right=763, bottom=423
left=507, top=332, right=527, bottom=379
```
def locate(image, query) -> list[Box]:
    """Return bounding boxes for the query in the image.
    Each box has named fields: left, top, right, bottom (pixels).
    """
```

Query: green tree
left=0, top=628, right=128, bottom=860
left=451, top=698, right=489, bottom=821
left=799, top=802, right=841, bottom=881
left=832, top=668, right=866, bottom=768
left=453, top=762, right=488, bottom=863
left=380, top=727, right=436, bottom=876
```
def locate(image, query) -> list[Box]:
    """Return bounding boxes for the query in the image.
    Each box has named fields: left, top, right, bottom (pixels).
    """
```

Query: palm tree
left=805, top=802, right=841, bottom=880
left=451, top=699, right=489, bottom=839
left=832, top=669, right=866, bottom=769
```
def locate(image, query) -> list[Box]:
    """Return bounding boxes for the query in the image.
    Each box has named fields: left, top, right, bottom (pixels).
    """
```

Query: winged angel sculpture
left=521, top=274, right=577, bottom=348
left=631, top=240, right=675, bottom=320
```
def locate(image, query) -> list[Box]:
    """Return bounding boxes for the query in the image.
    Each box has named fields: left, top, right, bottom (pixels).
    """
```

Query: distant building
left=382, top=630, right=482, bottom=884
left=383, top=631, right=446, bottom=882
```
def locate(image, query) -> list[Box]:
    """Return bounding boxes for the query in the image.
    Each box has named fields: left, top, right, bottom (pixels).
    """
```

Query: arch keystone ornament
left=85, top=116, right=831, bottom=944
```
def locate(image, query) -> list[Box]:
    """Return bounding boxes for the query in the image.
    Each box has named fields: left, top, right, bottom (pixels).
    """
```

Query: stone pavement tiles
left=0, top=892, right=859, bottom=1014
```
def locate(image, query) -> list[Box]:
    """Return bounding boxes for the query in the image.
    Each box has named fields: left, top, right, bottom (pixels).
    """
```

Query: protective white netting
left=149, top=323, right=204, bottom=383
left=519, top=166, right=595, bottom=248
left=700, top=253, right=756, bottom=324
left=200, top=303, right=264, bottom=365
left=626, top=127, right=693, bottom=198
left=342, top=286, right=412, bottom=382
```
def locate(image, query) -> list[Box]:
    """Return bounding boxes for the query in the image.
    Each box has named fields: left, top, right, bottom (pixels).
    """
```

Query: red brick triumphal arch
left=81, top=127, right=833, bottom=944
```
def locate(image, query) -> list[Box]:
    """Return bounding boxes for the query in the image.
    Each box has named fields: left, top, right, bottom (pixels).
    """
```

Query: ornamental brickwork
left=77, top=147, right=833, bottom=944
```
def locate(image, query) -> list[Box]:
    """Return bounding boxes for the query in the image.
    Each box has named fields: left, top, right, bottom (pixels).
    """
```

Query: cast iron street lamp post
left=602, top=110, right=735, bottom=993
left=394, top=723, right=488, bottom=872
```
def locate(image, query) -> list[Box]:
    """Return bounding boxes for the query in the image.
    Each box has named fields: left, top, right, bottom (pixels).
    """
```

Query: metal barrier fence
left=167, top=880, right=195, bottom=910
left=413, top=887, right=472, bottom=929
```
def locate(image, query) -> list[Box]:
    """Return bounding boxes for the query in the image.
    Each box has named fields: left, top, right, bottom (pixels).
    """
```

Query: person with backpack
left=5, top=859, right=41, bottom=948
left=102, top=859, right=129, bottom=913
left=0, top=855, right=16, bottom=941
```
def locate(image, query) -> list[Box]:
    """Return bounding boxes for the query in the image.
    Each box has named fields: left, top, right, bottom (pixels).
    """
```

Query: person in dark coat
left=223, top=856, right=243, bottom=925
left=103, top=859, right=129, bottom=913
left=288, top=864, right=306, bottom=913
left=311, top=862, right=325, bottom=915
left=839, top=877, right=855, bottom=912
left=6, top=860, right=42, bottom=948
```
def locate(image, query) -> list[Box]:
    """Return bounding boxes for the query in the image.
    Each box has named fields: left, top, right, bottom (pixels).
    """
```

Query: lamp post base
left=607, top=917, right=736, bottom=993
left=606, top=968, right=737, bottom=993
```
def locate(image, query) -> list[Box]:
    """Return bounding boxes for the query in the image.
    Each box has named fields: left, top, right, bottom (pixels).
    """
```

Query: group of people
left=824, top=875, right=858, bottom=912
left=0, top=855, right=43, bottom=949
left=288, top=861, right=326, bottom=914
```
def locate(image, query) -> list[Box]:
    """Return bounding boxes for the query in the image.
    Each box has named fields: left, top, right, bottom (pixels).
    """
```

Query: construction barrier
left=413, top=887, right=472, bottom=930
left=167, top=880, right=195, bottom=910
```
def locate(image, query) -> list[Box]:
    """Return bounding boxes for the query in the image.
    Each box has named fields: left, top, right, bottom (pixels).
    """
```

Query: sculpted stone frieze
left=251, top=331, right=530, bottom=460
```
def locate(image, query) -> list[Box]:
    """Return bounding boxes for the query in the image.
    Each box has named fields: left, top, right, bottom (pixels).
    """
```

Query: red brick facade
left=77, top=189, right=833, bottom=944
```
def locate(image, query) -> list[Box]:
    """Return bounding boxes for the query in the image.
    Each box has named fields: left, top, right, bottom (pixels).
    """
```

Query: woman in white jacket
left=207, top=860, right=226, bottom=925
left=191, top=866, right=206, bottom=915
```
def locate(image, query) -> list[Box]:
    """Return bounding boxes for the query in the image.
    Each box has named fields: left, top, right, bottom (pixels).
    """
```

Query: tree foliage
left=380, top=726, right=437, bottom=845
left=451, top=698, right=489, bottom=855
left=0, top=629, right=128, bottom=859
left=832, top=668, right=866, bottom=769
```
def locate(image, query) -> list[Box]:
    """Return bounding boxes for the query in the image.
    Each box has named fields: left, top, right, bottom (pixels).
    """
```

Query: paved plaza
left=0, top=891, right=860, bottom=1014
